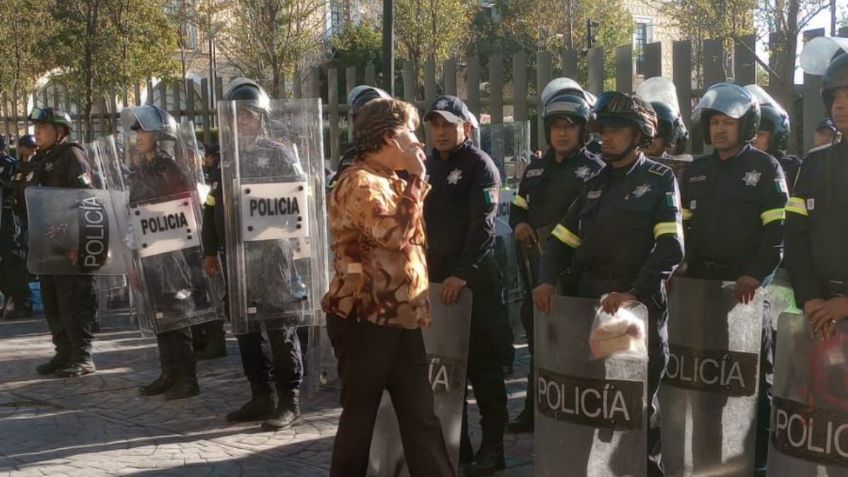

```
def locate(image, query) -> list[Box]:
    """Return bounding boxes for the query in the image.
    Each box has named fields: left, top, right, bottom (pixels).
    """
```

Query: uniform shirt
left=682, top=144, right=788, bottom=282
left=509, top=146, right=603, bottom=230
left=539, top=154, right=684, bottom=301
left=775, top=152, right=802, bottom=195
left=128, top=152, right=192, bottom=203
left=10, top=155, right=41, bottom=220
left=201, top=164, right=225, bottom=257
left=0, top=154, right=17, bottom=209
left=322, top=161, right=431, bottom=329
left=423, top=139, right=500, bottom=282
left=784, top=140, right=848, bottom=305
left=32, top=141, right=94, bottom=190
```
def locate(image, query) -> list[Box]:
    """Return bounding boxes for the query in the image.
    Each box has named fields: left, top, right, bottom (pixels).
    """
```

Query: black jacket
left=424, top=140, right=500, bottom=282
left=682, top=144, right=788, bottom=282
left=539, top=154, right=684, bottom=301
left=33, top=141, right=93, bottom=189
left=509, top=146, right=603, bottom=231
left=784, top=140, right=848, bottom=305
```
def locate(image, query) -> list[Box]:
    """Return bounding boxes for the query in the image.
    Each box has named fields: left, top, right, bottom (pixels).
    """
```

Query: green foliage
left=395, top=0, right=475, bottom=67
left=0, top=0, right=52, bottom=125
left=331, top=23, right=382, bottom=70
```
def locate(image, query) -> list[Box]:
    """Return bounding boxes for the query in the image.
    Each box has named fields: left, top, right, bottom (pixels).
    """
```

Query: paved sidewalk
left=0, top=312, right=534, bottom=476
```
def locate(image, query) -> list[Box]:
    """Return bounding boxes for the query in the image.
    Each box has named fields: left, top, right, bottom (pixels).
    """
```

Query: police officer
left=748, top=85, right=802, bottom=193
left=28, top=107, right=99, bottom=377
left=327, top=85, right=391, bottom=191
left=423, top=95, right=509, bottom=476
left=785, top=52, right=848, bottom=341
left=681, top=83, right=788, bottom=472
left=190, top=143, right=227, bottom=361
left=123, top=105, right=209, bottom=399
left=506, top=78, right=603, bottom=433
left=203, top=79, right=304, bottom=431
left=533, top=92, right=684, bottom=476
left=1, top=136, right=32, bottom=320
left=645, top=100, right=692, bottom=185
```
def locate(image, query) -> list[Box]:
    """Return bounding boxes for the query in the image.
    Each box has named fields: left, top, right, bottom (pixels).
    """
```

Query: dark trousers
left=460, top=258, right=510, bottom=454
left=0, top=210, right=31, bottom=307
left=236, top=326, right=303, bottom=397
left=326, top=313, right=455, bottom=477
left=156, top=328, right=194, bottom=374
left=578, top=275, right=668, bottom=477
left=41, top=274, right=97, bottom=363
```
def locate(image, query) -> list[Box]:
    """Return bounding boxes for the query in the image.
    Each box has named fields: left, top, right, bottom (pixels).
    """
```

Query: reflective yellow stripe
left=760, top=208, right=786, bottom=225
left=512, top=194, right=529, bottom=210
left=551, top=224, right=581, bottom=248
left=786, top=197, right=808, bottom=217
left=682, top=209, right=693, bottom=220
left=205, top=194, right=216, bottom=207
left=654, top=222, right=682, bottom=239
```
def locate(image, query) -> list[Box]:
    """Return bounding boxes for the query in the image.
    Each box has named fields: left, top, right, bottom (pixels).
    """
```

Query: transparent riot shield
left=120, top=110, right=224, bottom=335
left=26, top=186, right=131, bottom=275
left=368, top=285, right=473, bottom=476
left=480, top=121, right=532, bottom=189
left=767, top=269, right=799, bottom=330
left=768, top=313, right=848, bottom=476
left=218, top=98, right=328, bottom=334
left=800, top=36, right=848, bottom=75
left=535, top=296, right=649, bottom=477
left=660, top=278, right=764, bottom=477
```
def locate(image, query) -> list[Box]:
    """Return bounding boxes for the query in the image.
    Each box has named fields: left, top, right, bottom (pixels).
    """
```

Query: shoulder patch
left=648, top=162, right=671, bottom=177
left=525, top=167, right=544, bottom=178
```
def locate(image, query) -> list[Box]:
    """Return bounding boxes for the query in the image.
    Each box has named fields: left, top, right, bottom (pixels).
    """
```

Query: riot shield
left=535, top=296, right=649, bottom=477
left=368, top=285, right=473, bottom=476
left=767, top=269, right=799, bottom=330
left=660, top=278, right=764, bottom=477
left=800, top=36, right=848, bottom=75
left=768, top=313, right=848, bottom=476
left=218, top=98, right=328, bottom=334
left=26, top=186, right=131, bottom=275
left=636, top=77, right=681, bottom=117
left=480, top=121, right=532, bottom=189
left=120, top=108, right=223, bottom=334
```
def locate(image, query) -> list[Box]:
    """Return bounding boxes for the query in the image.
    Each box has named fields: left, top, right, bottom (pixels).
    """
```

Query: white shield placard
left=240, top=182, right=309, bottom=241
left=131, top=197, right=200, bottom=258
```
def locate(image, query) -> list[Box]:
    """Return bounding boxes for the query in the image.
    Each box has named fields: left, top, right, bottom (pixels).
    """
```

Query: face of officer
left=549, top=117, right=582, bottom=158
left=644, top=136, right=667, bottom=158
left=753, top=130, right=772, bottom=152
left=19, top=146, right=35, bottom=162
left=709, top=114, right=743, bottom=154
left=34, top=122, right=61, bottom=150
left=600, top=125, right=639, bottom=164
left=832, top=88, right=848, bottom=134
left=236, top=107, right=263, bottom=138
left=429, top=115, right=470, bottom=155
left=134, top=130, right=157, bottom=156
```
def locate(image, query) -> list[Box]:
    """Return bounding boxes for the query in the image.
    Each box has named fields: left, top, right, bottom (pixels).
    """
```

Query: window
left=331, top=1, right=343, bottom=36
left=633, top=17, right=653, bottom=75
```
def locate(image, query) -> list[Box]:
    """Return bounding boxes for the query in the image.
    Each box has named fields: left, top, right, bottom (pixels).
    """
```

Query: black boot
left=465, top=440, right=505, bottom=477
left=55, top=361, right=96, bottom=378
left=197, top=324, right=227, bottom=361
left=139, top=369, right=176, bottom=396
left=226, top=382, right=276, bottom=422
left=36, top=355, right=69, bottom=375
left=506, top=408, right=534, bottom=433
left=165, top=360, right=199, bottom=400
left=261, top=389, right=301, bottom=431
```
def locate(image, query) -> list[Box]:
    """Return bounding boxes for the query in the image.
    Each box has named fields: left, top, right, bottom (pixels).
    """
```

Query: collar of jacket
left=431, top=139, right=474, bottom=161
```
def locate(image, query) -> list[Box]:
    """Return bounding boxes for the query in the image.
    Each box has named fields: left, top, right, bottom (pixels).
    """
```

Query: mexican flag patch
left=483, top=187, right=499, bottom=205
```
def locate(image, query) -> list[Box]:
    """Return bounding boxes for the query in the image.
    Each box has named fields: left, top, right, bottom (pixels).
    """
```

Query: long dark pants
left=156, top=328, right=194, bottom=375
left=236, top=326, right=303, bottom=398
left=41, top=274, right=97, bottom=364
left=326, top=313, right=455, bottom=477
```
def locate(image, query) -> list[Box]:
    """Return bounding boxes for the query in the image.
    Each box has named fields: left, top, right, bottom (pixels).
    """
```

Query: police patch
left=688, top=175, right=707, bottom=183
left=742, top=170, right=761, bottom=187
left=587, top=190, right=602, bottom=199
left=526, top=168, right=544, bottom=178
left=807, top=198, right=815, bottom=211
left=574, top=165, right=591, bottom=180
left=632, top=183, right=651, bottom=198
left=483, top=187, right=499, bottom=205
left=666, top=191, right=680, bottom=209
left=775, top=178, right=787, bottom=194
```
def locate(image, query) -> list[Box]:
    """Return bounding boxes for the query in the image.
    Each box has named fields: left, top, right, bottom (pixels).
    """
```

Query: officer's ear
left=463, top=121, right=473, bottom=139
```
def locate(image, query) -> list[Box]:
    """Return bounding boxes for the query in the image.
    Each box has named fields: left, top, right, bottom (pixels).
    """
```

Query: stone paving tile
left=0, top=313, right=534, bottom=476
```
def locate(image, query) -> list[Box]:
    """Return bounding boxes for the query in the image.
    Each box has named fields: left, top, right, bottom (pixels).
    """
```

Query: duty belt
left=826, top=280, right=848, bottom=298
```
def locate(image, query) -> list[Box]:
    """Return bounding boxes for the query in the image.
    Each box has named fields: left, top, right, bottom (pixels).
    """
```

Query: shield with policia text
left=535, top=295, right=649, bottom=477
left=660, top=278, right=764, bottom=477
left=119, top=106, right=224, bottom=334
left=26, top=186, right=131, bottom=275
left=368, top=285, right=473, bottom=476
left=767, top=312, right=848, bottom=476
left=218, top=97, right=329, bottom=334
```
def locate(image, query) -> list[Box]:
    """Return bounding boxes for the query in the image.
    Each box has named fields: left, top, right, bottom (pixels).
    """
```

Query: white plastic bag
left=589, top=296, right=648, bottom=360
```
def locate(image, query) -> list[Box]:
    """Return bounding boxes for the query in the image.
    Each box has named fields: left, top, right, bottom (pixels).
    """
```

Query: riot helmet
left=224, top=78, right=271, bottom=113
left=347, top=85, right=391, bottom=117
left=120, top=105, right=178, bottom=141
left=18, top=134, right=36, bottom=149
left=692, top=82, right=760, bottom=145
left=589, top=91, right=658, bottom=147
left=28, top=107, right=73, bottom=131
left=822, top=52, right=848, bottom=116
left=745, top=84, right=790, bottom=154
left=540, top=78, right=593, bottom=144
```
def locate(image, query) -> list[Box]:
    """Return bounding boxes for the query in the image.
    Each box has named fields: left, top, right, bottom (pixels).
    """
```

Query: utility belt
left=826, top=280, right=848, bottom=298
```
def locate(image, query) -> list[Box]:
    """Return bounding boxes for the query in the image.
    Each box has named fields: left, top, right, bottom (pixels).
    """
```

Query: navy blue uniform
left=508, top=146, right=603, bottom=419
left=785, top=141, right=848, bottom=305
left=539, top=155, right=684, bottom=476
left=1, top=154, right=31, bottom=315
left=423, top=139, right=510, bottom=457
left=681, top=144, right=788, bottom=469
left=32, top=141, right=99, bottom=366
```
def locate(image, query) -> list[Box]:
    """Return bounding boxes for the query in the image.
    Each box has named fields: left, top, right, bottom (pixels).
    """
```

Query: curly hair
left=353, top=98, right=420, bottom=156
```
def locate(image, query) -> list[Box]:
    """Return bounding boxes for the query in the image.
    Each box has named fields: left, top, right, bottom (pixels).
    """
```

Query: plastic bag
left=589, top=296, right=648, bottom=360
